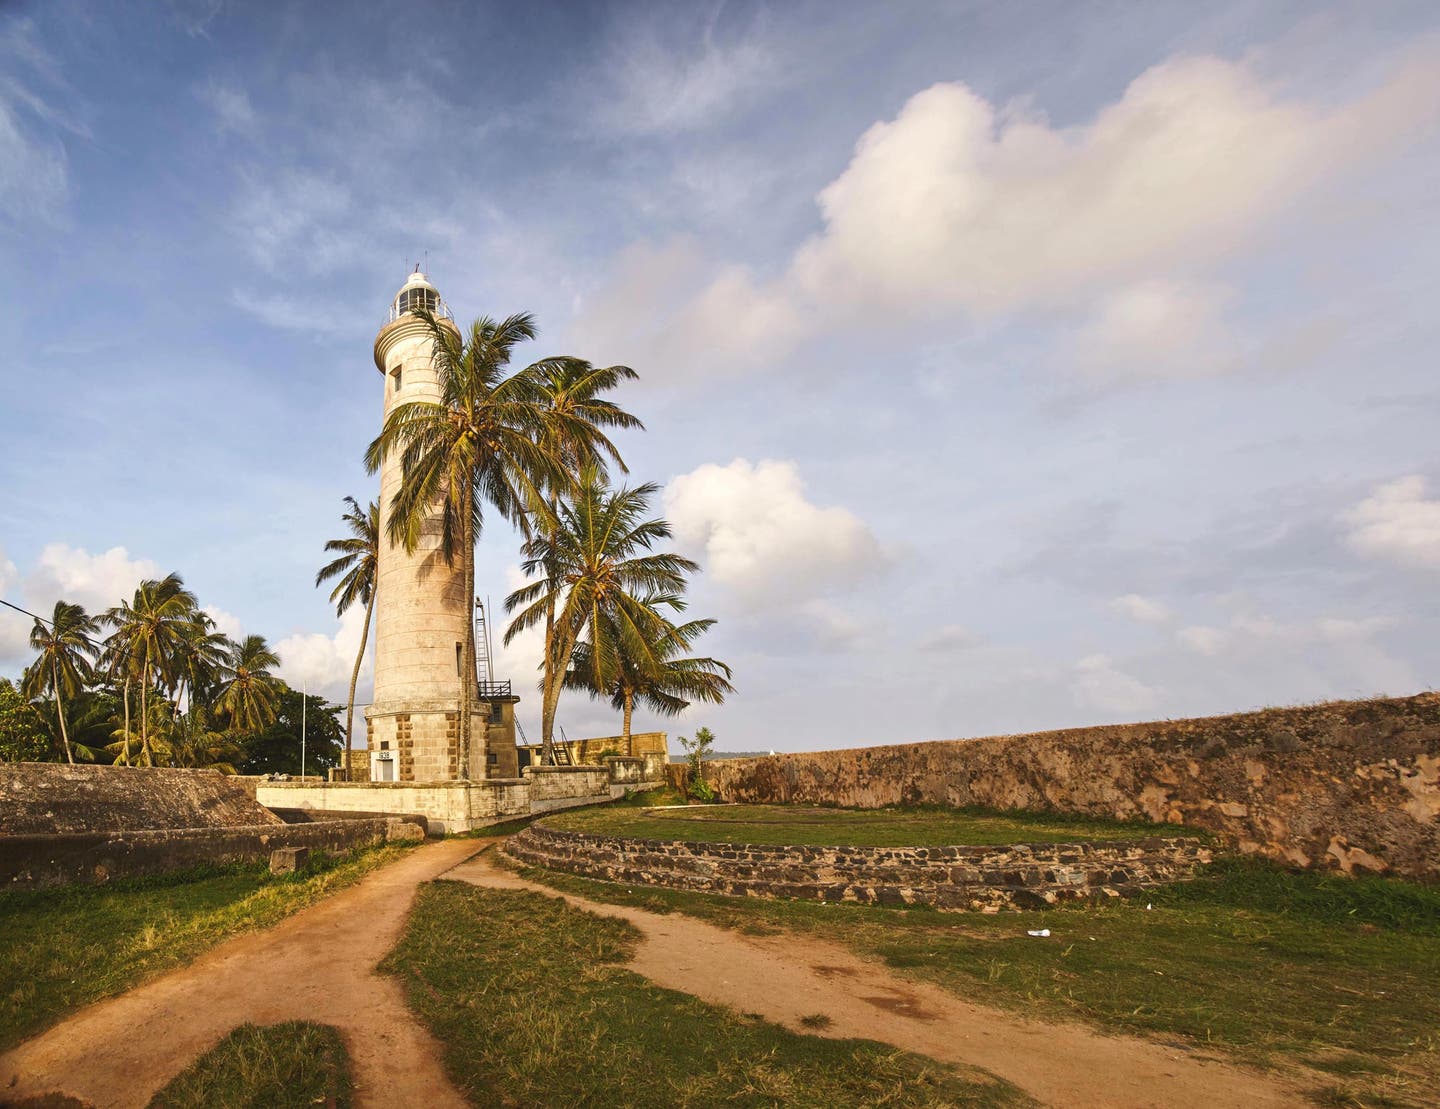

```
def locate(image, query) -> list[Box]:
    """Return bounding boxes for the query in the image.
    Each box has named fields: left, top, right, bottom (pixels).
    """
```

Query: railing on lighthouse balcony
left=384, top=285, right=454, bottom=326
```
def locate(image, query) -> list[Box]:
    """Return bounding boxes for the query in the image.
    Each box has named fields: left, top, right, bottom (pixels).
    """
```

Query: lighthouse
left=364, top=272, right=519, bottom=782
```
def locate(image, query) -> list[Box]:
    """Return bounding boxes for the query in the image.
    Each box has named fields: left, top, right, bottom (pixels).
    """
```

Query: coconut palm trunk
left=341, top=591, right=375, bottom=782
left=539, top=621, right=577, bottom=766
left=51, top=658, right=74, bottom=764
left=460, top=485, right=477, bottom=778
left=121, top=675, right=131, bottom=766
left=140, top=642, right=152, bottom=766
left=622, top=687, right=634, bottom=757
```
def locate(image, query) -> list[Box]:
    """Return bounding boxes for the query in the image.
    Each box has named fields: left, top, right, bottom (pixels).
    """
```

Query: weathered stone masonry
left=699, top=695, right=1440, bottom=881
left=505, top=821, right=1211, bottom=911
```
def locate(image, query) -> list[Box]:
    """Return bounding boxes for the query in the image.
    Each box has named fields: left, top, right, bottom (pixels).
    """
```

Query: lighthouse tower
left=364, top=272, right=519, bottom=782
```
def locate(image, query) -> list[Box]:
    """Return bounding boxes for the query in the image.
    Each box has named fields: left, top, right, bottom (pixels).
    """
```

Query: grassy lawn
left=543, top=800, right=1198, bottom=846
left=383, top=880, right=1030, bottom=1108
left=0, top=844, right=413, bottom=1053
left=148, top=1021, right=352, bottom=1109
left=504, top=851, right=1440, bottom=1108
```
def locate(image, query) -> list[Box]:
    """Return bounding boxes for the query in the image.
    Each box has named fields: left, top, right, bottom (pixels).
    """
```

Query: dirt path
left=453, top=849, right=1312, bottom=1109
left=0, top=839, right=481, bottom=1109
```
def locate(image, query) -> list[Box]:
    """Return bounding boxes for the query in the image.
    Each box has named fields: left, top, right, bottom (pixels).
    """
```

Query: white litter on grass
left=1146, top=903, right=1153, bottom=910
left=1026, top=929, right=1051, bottom=938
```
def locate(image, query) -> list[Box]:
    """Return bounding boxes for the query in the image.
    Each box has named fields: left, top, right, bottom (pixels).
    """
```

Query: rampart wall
left=0, top=816, right=423, bottom=890
left=505, top=821, right=1210, bottom=911
left=0, top=764, right=281, bottom=834
left=701, top=695, right=1440, bottom=880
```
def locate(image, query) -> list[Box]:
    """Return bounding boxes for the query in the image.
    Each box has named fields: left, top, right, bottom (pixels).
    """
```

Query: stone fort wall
left=0, top=763, right=282, bottom=835
left=505, top=821, right=1211, bottom=911
left=700, top=694, right=1440, bottom=881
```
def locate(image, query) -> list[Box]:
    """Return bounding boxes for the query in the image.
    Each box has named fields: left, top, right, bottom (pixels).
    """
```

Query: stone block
left=386, top=818, right=425, bottom=843
left=269, top=846, right=309, bottom=874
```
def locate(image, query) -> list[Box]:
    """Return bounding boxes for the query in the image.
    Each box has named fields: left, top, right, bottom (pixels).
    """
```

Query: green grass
left=543, top=801, right=1199, bottom=847
left=0, top=844, right=414, bottom=1053
left=383, top=880, right=1030, bottom=1108
left=504, top=852, right=1440, bottom=1108
left=148, top=1021, right=353, bottom=1109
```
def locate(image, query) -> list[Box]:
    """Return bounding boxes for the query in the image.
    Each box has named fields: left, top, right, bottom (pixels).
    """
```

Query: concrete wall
left=257, top=765, right=619, bottom=833
left=0, top=764, right=282, bottom=835
left=603, top=756, right=645, bottom=785
left=257, top=779, right=527, bottom=835
left=523, top=765, right=613, bottom=812
left=506, top=821, right=1211, bottom=911
left=1, top=818, right=402, bottom=890
left=703, top=694, right=1440, bottom=881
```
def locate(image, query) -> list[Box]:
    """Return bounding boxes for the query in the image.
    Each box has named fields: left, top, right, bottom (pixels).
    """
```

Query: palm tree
left=164, top=706, right=245, bottom=773
left=531, top=357, right=643, bottom=756
left=505, top=470, right=698, bottom=764
left=176, top=611, right=233, bottom=714
left=102, top=574, right=197, bottom=767
left=315, top=496, right=379, bottom=778
left=20, top=601, right=98, bottom=764
left=215, top=634, right=281, bottom=734
left=364, top=310, right=569, bottom=776
left=567, top=602, right=733, bottom=756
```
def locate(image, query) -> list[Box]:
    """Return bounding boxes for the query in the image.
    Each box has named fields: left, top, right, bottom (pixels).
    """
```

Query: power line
left=0, top=597, right=49, bottom=625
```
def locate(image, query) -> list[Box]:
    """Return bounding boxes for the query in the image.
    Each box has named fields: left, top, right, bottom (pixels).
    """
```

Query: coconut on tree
left=529, top=357, right=643, bottom=759
left=566, top=596, right=733, bottom=756
left=505, top=468, right=698, bottom=764
left=21, top=600, right=99, bottom=764
left=215, top=634, right=282, bottom=735
left=101, top=574, right=199, bottom=767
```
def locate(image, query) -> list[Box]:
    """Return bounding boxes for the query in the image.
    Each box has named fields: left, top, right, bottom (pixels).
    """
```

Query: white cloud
left=570, top=237, right=805, bottom=377
left=493, top=564, right=545, bottom=695
left=231, top=288, right=355, bottom=335
left=0, top=550, right=28, bottom=667
left=1071, top=653, right=1161, bottom=716
left=594, top=17, right=774, bottom=136
left=1177, top=611, right=1397, bottom=657
left=918, top=624, right=981, bottom=652
left=0, top=21, right=75, bottom=228
left=794, top=599, right=866, bottom=651
left=198, top=81, right=258, bottom=135
left=203, top=606, right=244, bottom=640
left=28, top=544, right=160, bottom=615
left=1177, top=625, right=1228, bottom=656
left=1072, top=280, right=1240, bottom=383
left=231, top=167, right=356, bottom=275
left=583, top=47, right=1440, bottom=381
left=1341, top=475, right=1440, bottom=570
left=274, top=603, right=371, bottom=703
left=664, top=458, right=887, bottom=603
left=1110, top=593, right=1172, bottom=625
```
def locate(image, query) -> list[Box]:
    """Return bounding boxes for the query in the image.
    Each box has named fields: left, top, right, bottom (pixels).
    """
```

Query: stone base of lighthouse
left=363, top=696, right=520, bottom=783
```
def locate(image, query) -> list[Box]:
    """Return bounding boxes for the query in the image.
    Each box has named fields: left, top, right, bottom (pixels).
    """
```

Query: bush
left=677, top=726, right=717, bottom=801
left=688, top=777, right=717, bottom=803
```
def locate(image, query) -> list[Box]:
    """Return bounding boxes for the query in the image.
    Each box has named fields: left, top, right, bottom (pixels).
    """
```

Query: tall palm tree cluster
left=7, top=574, right=293, bottom=771
left=346, top=308, right=733, bottom=767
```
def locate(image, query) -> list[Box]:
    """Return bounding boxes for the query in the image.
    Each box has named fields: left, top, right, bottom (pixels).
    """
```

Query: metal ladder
left=473, top=597, right=495, bottom=684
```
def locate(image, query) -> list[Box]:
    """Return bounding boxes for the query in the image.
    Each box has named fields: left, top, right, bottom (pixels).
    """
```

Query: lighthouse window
left=391, top=365, right=402, bottom=392
left=455, top=642, right=463, bottom=675
left=398, top=288, right=438, bottom=314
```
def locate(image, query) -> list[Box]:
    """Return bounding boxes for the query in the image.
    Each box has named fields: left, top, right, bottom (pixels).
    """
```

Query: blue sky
left=3, top=0, right=1439, bottom=750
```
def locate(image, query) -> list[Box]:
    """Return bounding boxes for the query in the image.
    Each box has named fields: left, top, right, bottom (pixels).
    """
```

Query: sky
left=2, top=0, right=1439, bottom=752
